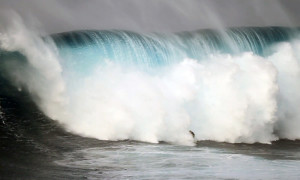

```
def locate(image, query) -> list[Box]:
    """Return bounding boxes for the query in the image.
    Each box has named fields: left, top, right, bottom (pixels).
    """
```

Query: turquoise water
left=1, top=26, right=300, bottom=179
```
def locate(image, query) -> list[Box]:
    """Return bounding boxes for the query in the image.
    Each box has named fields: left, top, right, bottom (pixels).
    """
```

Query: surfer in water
left=189, top=130, right=195, bottom=138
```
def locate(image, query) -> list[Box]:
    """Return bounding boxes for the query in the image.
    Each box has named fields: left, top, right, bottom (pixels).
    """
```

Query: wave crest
left=1, top=16, right=300, bottom=145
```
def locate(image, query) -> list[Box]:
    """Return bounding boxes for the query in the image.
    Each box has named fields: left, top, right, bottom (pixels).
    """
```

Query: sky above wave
left=0, top=0, right=300, bottom=34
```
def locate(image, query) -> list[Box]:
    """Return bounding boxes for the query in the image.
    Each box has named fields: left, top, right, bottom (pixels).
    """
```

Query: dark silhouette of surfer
left=189, top=130, right=195, bottom=138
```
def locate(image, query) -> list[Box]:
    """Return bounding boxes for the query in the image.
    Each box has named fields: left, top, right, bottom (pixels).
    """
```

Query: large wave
left=1, top=16, right=300, bottom=145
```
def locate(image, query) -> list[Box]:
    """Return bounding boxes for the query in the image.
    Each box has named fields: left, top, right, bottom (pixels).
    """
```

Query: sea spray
left=59, top=53, right=278, bottom=145
left=269, top=41, right=300, bottom=139
left=0, top=13, right=67, bottom=121
left=1, top=16, right=300, bottom=145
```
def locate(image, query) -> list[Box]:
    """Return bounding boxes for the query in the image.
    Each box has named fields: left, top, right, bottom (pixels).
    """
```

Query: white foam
left=269, top=41, right=300, bottom=139
left=0, top=13, right=67, bottom=120
left=60, top=52, right=279, bottom=145
left=1, top=15, right=300, bottom=145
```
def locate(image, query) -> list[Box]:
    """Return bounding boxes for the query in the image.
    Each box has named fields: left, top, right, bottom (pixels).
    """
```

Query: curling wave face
left=1, top=17, right=300, bottom=145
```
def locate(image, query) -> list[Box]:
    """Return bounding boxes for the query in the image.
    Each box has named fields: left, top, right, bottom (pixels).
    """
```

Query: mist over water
left=1, top=14, right=300, bottom=146
left=1, top=1, right=300, bottom=178
left=0, top=15, right=66, bottom=120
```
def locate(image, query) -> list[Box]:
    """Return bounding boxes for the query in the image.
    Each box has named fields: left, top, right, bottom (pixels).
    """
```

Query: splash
left=1, top=16, right=300, bottom=145
left=0, top=13, right=67, bottom=120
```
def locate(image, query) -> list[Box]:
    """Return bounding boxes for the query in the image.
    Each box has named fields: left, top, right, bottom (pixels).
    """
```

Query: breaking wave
left=1, top=16, right=300, bottom=145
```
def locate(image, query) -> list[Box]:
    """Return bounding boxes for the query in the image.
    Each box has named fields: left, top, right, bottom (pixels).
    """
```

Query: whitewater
left=1, top=17, right=300, bottom=147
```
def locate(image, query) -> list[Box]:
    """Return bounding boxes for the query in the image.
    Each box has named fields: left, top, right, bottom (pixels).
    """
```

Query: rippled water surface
left=55, top=140, right=300, bottom=180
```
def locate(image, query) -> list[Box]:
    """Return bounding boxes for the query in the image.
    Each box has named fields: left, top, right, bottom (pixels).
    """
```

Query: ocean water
left=1, top=17, right=300, bottom=179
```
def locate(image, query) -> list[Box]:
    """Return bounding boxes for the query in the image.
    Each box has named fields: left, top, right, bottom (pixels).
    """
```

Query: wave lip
left=1, top=18, right=300, bottom=145
left=51, top=27, right=298, bottom=69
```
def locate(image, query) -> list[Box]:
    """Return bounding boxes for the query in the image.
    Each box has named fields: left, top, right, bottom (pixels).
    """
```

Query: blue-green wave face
left=1, top=26, right=300, bottom=145
left=1, top=27, right=297, bottom=76
left=50, top=27, right=298, bottom=70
